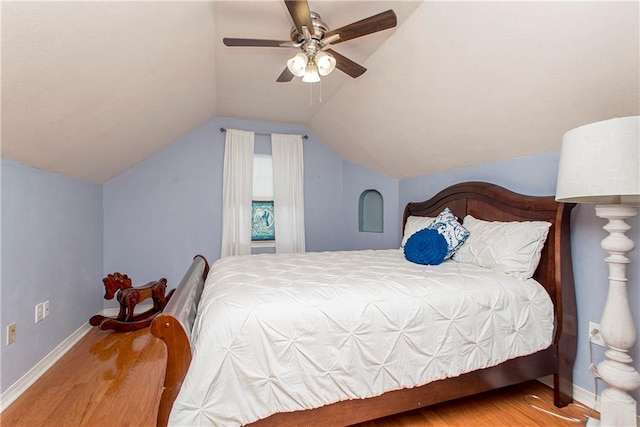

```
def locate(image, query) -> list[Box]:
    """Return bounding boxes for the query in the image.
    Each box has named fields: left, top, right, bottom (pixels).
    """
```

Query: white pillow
left=401, top=216, right=435, bottom=248
left=452, top=215, right=551, bottom=279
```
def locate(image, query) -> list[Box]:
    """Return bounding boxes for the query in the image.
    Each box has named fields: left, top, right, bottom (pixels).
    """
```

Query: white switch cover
left=35, top=303, right=43, bottom=323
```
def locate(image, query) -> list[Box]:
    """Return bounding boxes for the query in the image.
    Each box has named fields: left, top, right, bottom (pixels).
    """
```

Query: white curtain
left=220, top=129, right=254, bottom=257
left=272, top=133, right=306, bottom=253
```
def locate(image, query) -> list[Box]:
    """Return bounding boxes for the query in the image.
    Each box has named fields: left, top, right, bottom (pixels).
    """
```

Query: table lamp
left=556, top=115, right=640, bottom=426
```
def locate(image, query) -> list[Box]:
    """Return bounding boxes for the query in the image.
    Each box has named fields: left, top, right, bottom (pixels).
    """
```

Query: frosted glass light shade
left=556, top=116, right=640, bottom=204
left=315, top=51, right=336, bottom=76
left=302, top=61, right=320, bottom=83
left=287, top=53, right=307, bottom=77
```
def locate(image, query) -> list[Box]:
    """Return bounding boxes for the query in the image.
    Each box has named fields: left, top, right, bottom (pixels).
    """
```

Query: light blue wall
left=103, top=117, right=345, bottom=291
left=1, top=159, right=103, bottom=394
left=103, top=118, right=224, bottom=292
left=342, top=161, right=400, bottom=250
left=400, top=151, right=561, bottom=203
left=399, top=151, right=640, bottom=403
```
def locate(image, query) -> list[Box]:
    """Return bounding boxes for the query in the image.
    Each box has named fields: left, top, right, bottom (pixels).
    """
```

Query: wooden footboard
left=150, top=254, right=209, bottom=427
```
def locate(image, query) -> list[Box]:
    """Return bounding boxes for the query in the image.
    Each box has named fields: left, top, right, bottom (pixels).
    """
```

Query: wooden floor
left=2, top=327, right=165, bottom=427
left=2, top=327, right=593, bottom=426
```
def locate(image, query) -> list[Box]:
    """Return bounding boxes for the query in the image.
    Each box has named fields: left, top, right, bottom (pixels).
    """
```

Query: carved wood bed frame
left=150, top=181, right=577, bottom=427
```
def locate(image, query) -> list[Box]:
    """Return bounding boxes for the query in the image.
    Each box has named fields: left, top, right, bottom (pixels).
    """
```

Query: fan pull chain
left=307, top=81, right=323, bottom=107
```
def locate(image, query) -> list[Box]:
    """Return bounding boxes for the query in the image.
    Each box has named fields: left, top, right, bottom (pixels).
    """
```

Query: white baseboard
left=538, top=375, right=600, bottom=412
left=0, top=321, right=92, bottom=412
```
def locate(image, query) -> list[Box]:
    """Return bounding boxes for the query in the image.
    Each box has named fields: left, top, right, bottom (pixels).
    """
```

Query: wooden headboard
left=403, top=181, right=577, bottom=401
left=404, top=182, right=570, bottom=306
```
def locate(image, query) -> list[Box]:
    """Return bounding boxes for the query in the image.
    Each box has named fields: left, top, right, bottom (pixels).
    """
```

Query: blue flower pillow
left=404, top=228, right=449, bottom=265
left=427, top=207, right=470, bottom=259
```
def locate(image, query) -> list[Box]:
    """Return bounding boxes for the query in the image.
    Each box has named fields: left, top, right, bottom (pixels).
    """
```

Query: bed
left=150, top=181, right=577, bottom=427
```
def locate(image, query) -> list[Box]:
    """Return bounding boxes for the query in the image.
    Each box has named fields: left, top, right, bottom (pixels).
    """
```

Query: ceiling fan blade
left=323, top=10, right=397, bottom=45
left=276, top=67, right=295, bottom=83
left=223, top=38, right=296, bottom=48
left=284, top=0, right=315, bottom=38
left=325, top=49, right=366, bottom=78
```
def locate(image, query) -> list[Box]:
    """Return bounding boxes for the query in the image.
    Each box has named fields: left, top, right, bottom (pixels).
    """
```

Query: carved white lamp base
left=589, top=204, right=640, bottom=427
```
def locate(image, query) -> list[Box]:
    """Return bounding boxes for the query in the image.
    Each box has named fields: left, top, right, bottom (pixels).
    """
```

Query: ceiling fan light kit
left=287, top=51, right=335, bottom=82
left=222, top=1, right=397, bottom=83
left=315, top=51, right=336, bottom=76
left=302, top=60, right=321, bottom=83
left=287, top=53, right=308, bottom=77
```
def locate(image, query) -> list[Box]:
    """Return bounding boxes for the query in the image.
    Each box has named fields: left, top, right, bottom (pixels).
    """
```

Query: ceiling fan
left=222, top=1, right=397, bottom=83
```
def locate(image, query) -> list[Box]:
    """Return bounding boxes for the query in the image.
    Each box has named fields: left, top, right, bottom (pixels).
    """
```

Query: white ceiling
left=2, top=1, right=638, bottom=184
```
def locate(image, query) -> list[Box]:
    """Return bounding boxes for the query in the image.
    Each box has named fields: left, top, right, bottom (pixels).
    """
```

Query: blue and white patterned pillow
left=427, top=207, right=470, bottom=259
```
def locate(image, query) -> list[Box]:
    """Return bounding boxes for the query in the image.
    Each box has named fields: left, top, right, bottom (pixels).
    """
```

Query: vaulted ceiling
left=2, top=1, right=638, bottom=184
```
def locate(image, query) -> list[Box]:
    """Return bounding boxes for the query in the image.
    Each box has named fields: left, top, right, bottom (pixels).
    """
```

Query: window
left=252, top=155, right=274, bottom=242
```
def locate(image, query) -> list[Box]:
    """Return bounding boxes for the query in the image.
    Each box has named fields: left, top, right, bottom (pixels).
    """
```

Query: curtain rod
left=220, top=127, right=308, bottom=140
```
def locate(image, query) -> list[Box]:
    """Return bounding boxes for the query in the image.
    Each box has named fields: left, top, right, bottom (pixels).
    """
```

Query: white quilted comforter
left=170, top=249, right=554, bottom=426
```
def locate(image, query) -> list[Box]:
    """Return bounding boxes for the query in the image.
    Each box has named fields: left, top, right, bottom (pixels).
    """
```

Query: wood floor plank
left=2, top=328, right=165, bottom=427
left=2, top=327, right=593, bottom=426
left=354, top=380, right=592, bottom=427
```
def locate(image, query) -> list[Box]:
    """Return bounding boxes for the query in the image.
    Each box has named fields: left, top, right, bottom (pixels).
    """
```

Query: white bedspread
left=169, top=249, right=554, bottom=426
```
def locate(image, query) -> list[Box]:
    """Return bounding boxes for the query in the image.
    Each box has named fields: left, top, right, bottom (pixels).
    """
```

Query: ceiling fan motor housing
left=290, top=12, right=329, bottom=44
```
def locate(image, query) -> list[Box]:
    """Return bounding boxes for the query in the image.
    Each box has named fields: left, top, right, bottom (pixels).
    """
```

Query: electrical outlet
left=44, top=300, right=50, bottom=318
left=7, top=323, right=16, bottom=345
left=35, top=303, right=44, bottom=323
left=589, top=322, right=605, bottom=347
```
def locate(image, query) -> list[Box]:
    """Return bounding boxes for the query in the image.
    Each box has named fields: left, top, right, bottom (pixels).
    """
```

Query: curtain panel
left=220, top=129, right=254, bottom=257
left=272, top=133, right=306, bottom=253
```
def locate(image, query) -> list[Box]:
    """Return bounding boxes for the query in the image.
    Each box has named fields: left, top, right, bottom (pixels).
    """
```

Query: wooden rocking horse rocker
left=89, top=272, right=175, bottom=332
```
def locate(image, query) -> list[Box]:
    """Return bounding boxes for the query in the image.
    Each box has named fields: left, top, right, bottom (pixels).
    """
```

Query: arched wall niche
left=358, top=189, right=383, bottom=233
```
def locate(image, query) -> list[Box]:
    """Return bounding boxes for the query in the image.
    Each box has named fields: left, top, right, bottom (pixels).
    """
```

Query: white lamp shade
left=287, top=53, right=307, bottom=77
left=302, top=61, right=320, bottom=83
left=556, top=116, right=640, bottom=204
left=315, top=51, right=336, bottom=76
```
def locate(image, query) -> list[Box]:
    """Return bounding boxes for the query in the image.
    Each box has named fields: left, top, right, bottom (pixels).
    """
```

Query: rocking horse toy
left=89, top=272, right=175, bottom=332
